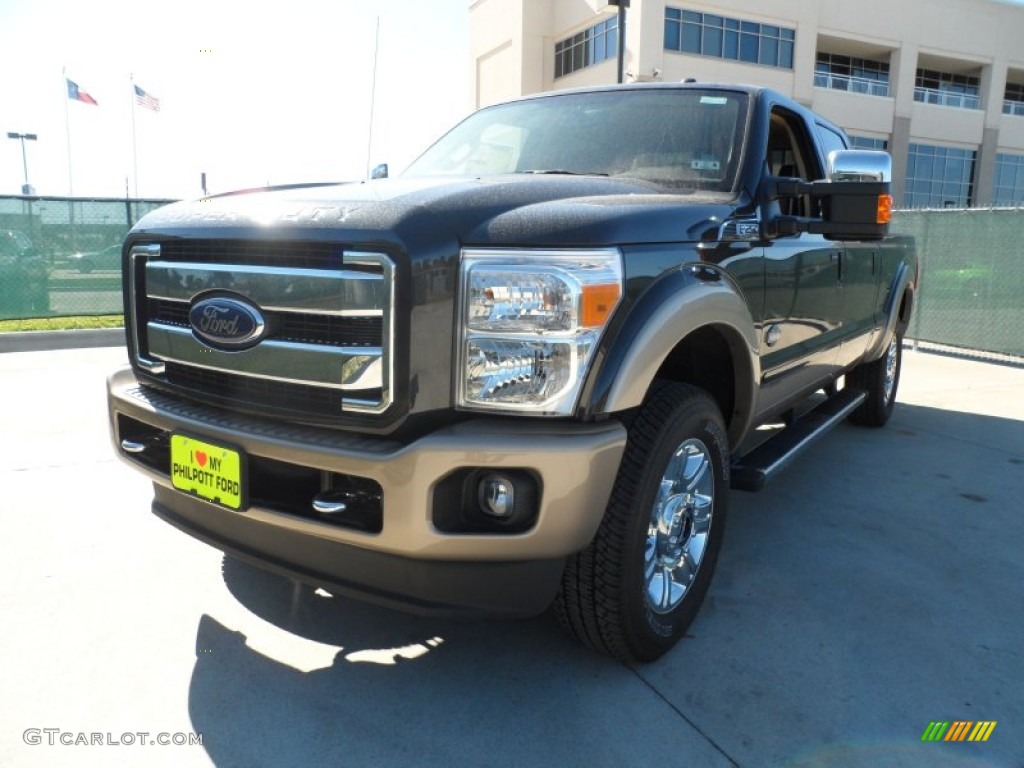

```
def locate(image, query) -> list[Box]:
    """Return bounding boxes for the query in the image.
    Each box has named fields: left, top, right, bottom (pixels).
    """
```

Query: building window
left=814, top=52, right=890, bottom=97
left=904, top=143, right=976, bottom=208
left=994, top=153, right=1024, bottom=206
left=554, top=17, right=618, bottom=79
left=914, top=68, right=981, bottom=109
left=848, top=136, right=888, bottom=150
left=1004, top=82, right=1024, bottom=116
left=664, top=8, right=795, bottom=69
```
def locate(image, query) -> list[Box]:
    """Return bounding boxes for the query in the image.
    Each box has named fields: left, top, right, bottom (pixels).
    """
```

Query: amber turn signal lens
left=581, top=283, right=621, bottom=327
left=877, top=193, right=893, bottom=224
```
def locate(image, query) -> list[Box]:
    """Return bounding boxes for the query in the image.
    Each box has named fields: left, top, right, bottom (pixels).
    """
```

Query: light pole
left=7, top=132, right=38, bottom=195
left=608, top=0, right=629, bottom=84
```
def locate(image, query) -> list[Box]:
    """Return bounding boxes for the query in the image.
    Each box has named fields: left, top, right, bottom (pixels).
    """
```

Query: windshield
left=404, top=88, right=750, bottom=194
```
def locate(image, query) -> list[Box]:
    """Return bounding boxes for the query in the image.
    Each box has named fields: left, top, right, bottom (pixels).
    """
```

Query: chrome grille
left=147, top=298, right=383, bottom=347
left=129, top=242, right=394, bottom=416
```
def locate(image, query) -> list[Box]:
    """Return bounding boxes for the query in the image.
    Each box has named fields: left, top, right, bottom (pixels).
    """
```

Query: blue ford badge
left=189, top=296, right=266, bottom=349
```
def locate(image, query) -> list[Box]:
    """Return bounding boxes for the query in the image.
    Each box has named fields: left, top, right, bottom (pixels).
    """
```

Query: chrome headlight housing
left=456, top=248, right=623, bottom=415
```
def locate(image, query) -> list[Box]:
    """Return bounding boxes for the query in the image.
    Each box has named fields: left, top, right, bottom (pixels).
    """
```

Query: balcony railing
left=814, top=72, right=890, bottom=97
left=914, top=87, right=980, bottom=110
left=1004, top=100, right=1024, bottom=116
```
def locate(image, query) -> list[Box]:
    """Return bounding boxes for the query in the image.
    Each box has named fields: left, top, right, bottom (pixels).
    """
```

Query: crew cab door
left=758, top=107, right=844, bottom=408
left=835, top=241, right=881, bottom=365
left=814, top=123, right=881, bottom=366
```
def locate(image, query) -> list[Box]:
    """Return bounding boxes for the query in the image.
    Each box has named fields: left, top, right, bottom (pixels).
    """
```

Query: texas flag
left=66, top=78, right=98, bottom=106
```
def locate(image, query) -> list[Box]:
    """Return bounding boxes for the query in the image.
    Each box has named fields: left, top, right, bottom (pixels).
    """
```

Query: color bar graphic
left=921, top=720, right=996, bottom=742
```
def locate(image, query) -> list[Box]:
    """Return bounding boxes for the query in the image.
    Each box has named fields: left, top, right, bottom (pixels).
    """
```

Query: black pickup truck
left=108, top=83, right=916, bottom=662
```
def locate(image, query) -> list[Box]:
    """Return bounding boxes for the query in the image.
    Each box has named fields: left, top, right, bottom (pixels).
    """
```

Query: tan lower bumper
left=107, top=367, right=627, bottom=562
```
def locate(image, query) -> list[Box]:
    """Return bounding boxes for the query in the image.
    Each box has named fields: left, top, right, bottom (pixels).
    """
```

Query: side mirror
left=370, top=163, right=389, bottom=180
left=763, top=150, right=893, bottom=241
left=818, top=150, right=892, bottom=240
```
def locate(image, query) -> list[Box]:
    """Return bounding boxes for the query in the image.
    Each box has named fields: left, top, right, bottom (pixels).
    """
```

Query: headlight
left=457, top=248, right=623, bottom=415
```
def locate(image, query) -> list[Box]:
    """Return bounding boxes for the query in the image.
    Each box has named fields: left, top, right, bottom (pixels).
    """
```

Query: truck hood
left=132, top=175, right=736, bottom=247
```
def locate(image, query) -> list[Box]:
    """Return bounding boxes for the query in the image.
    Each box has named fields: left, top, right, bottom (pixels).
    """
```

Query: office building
left=469, top=0, right=1024, bottom=206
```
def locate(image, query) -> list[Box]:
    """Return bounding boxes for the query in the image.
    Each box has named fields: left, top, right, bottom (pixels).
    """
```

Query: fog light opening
left=478, top=474, right=515, bottom=518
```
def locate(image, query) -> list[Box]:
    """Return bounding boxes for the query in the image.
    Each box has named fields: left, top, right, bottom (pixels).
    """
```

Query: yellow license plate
left=170, top=434, right=245, bottom=510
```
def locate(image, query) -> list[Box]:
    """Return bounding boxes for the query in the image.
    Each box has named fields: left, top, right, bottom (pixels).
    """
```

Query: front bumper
left=107, top=367, right=627, bottom=615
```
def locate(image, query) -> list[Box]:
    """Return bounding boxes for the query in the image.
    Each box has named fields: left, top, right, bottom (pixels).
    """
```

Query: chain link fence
left=894, top=208, right=1024, bottom=360
left=0, top=195, right=174, bottom=321
left=1, top=196, right=1022, bottom=360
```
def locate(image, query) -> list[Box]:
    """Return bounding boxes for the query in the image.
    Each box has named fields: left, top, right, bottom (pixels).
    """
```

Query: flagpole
left=130, top=73, right=139, bottom=197
left=365, top=16, right=379, bottom=179
left=62, top=66, right=76, bottom=246
left=62, top=66, right=73, bottom=197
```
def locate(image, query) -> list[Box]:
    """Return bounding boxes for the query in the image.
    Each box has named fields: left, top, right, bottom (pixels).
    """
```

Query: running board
left=730, top=389, right=867, bottom=492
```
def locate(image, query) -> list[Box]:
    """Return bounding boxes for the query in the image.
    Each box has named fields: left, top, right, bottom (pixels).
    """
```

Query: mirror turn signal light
left=877, top=194, right=893, bottom=225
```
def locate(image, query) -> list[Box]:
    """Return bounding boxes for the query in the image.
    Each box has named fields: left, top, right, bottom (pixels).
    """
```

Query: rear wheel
left=554, top=383, right=729, bottom=663
left=847, top=332, right=902, bottom=427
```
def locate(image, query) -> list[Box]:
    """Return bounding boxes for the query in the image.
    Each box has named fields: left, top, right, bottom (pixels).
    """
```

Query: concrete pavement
left=0, top=346, right=1021, bottom=767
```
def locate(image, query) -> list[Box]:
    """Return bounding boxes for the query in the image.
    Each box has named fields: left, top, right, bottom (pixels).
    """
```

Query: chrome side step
left=730, top=389, right=867, bottom=492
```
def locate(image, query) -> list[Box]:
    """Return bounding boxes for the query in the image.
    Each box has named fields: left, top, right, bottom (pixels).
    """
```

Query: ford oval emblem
left=189, top=296, right=266, bottom=349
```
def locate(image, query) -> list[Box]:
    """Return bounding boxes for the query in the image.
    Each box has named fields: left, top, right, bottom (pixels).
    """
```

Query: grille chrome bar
left=145, top=261, right=385, bottom=316
left=147, top=323, right=383, bottom=390
left=344, top=252, right=394, bottom=414
left=129, top=245, right=165, bottom=374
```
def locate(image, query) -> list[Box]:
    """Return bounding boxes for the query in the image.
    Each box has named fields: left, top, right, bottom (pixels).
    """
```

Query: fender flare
left=864, top=257, right=916, bottom=361
left=578, top=266, right=760, bottom=445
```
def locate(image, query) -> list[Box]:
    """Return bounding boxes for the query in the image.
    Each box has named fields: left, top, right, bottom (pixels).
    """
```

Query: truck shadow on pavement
left=187, top=557, right=675, bottom=767
left=185, top=402, right=1024, bottom=767
left=216, top=553, right=506, bottom=666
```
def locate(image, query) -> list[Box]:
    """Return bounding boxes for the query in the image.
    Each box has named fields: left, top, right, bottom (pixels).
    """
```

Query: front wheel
left=554, top=383, right=729, bottom=663
left=846, top=332, right=902, bottom=427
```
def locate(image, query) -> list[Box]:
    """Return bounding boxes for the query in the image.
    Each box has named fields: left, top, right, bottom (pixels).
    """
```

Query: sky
left=0, top=0, right=471, bottom=200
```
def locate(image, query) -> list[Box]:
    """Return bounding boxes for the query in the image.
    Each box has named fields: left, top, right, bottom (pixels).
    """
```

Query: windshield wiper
left=518, top=169, right=609, bottom=177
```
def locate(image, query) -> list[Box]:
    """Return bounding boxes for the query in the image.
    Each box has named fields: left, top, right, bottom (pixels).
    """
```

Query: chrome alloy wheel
left=644, top=438, right=714, bottom=614
left=883, top=336, right=899, bottom=403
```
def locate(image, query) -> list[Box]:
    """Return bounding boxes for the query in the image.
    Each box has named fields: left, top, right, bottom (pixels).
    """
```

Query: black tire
left=847, top=332, right=902, bottom=427
left=554, top=383, right=729, bottom=663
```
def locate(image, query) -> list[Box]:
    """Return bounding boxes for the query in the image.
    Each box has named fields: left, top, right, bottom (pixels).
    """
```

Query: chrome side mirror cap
left=827, top=149, right=891, bottom=183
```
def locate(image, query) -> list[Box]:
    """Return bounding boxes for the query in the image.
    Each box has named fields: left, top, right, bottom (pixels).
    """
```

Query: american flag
left=134, top=84, right=160, bottom=112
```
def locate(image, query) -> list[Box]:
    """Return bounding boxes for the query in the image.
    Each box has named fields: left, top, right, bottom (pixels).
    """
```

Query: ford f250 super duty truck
left=107, top=83, right=916, bottom=662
